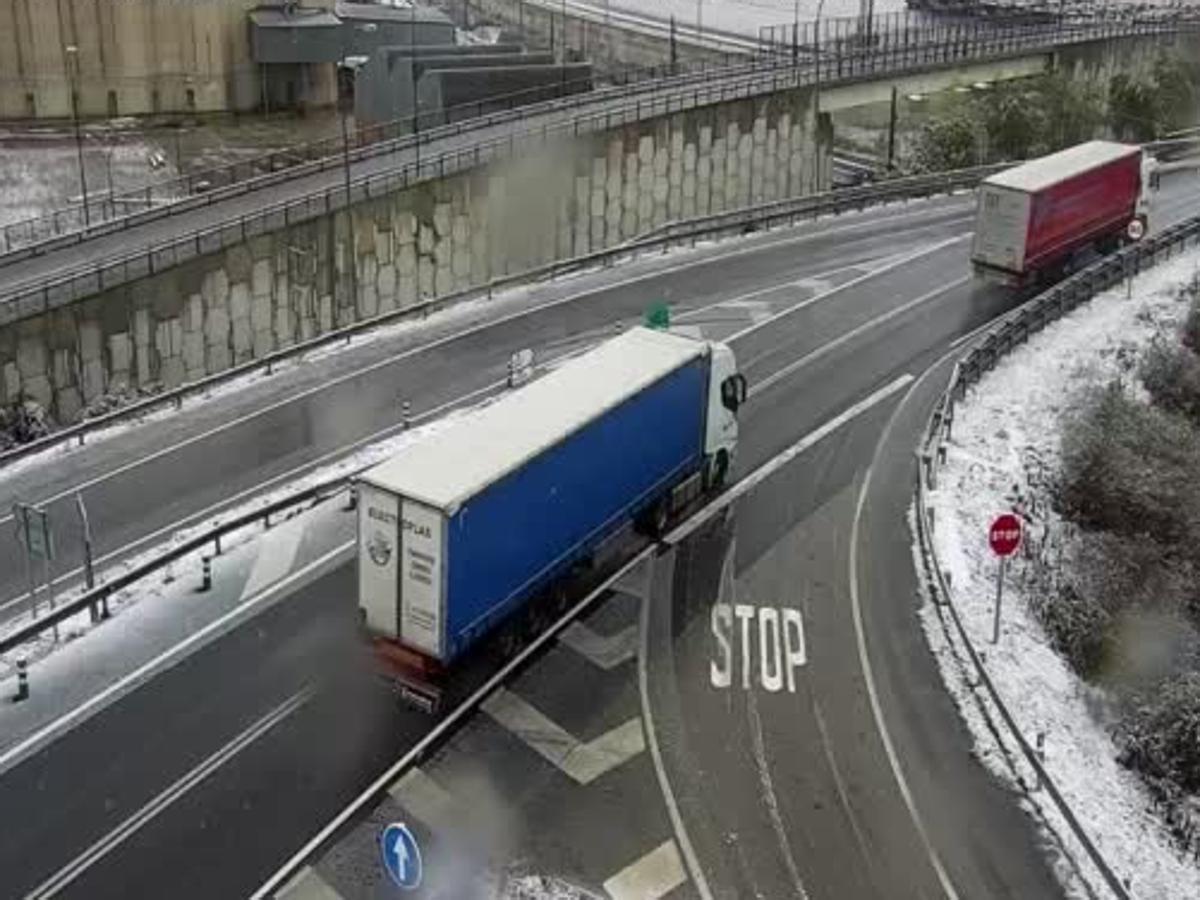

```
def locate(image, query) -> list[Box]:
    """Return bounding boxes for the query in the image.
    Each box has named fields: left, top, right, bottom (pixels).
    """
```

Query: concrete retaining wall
left=0, top=87, right=828, bottom=421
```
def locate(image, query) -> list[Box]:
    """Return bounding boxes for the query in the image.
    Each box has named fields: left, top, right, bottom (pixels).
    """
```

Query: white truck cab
left=1136, top=154, right=1159, bottom=236
left=705, top=340, right=746, bottom=487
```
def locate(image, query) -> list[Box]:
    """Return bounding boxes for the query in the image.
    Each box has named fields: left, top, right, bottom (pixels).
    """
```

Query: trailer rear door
left=971, top=184, right=1030, bottom=274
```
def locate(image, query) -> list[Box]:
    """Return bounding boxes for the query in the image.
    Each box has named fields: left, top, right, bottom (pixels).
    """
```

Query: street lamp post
left=814, top=0, right=827, bottom=191
left=339, top=21, right=376, bottom=310
left=793, top=0, right=801, bottom=64
left=65, top=45, right=89, bottom=228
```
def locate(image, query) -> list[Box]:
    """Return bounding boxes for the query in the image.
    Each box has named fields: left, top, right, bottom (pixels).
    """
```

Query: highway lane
left=0, top=198, right=976, bottom=623
left=0, top=200, right=984, bottom=897
left=2, top=172, right=1196, bottom=899
left=0, top=208, right=1032, bottom=899
left=8, top=166, right=1194, bottom=619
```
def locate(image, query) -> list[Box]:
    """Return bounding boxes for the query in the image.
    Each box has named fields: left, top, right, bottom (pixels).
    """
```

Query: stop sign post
left=989, top=513, right=1022, bottom=643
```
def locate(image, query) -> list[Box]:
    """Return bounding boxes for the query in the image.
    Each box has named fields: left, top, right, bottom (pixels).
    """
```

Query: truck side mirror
left=721, top=374, right=748, bottom=412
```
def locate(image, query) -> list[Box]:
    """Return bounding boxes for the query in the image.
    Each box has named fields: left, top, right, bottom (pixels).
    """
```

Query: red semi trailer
left=970, top=141, right=1158, bottom=288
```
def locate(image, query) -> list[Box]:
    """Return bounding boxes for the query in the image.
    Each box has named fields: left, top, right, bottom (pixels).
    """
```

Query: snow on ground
left=0, top=410, right=464, bottom=680
left=920, top=248, right=1200, bottom=898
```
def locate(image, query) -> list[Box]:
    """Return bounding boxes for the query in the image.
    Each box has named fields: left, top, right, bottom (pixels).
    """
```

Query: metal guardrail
left=0, top=474, right=352, bottom=659
left=1, top=11, right=1194, bottom=281
left=0, top=163, right=997, bottom=469
left=914, top=212, right=1200, bottom=899
left=4, top=14, right=1193, bottom=328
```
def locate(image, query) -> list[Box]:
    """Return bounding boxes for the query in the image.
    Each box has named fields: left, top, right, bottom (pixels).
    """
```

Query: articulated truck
left=971, top=140, right=1158, bottom=288
left=355, top=327, right=748, bottom=709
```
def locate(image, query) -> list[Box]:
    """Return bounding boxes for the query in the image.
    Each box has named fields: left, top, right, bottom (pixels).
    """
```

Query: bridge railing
left=2, top=14, right=1197, bottom=327
left=914, top=209, right=1200, bottom=899
left=0, top=52, right=765, bottom=261
left=5, top=9, right=1195, bottom=265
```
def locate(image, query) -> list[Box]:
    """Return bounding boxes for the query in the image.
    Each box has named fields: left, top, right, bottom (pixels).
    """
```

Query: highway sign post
left=13, top=502, right=58, bottom=641
left=380, top=822, right=422, bottom=890
left=988, top=513, right=1022, bottom=643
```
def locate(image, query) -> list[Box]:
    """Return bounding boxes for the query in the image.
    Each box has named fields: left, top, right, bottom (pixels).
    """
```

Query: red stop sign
left=989, top=514, right=1022, bottom=556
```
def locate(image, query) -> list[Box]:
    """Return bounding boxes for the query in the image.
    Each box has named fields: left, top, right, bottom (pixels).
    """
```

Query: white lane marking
left=848, top=377, right=961, bottom=900
left=276, top=866, right=345, bottom=900
left=672, top=259, right=878, bottom=326
left=482, top=688, right=644, bottom=785
left=24, top=687, right=311, bottom=900
left=746, top=691, right=812, bottom=900
left=666, top=374, right=915, bottom=546
left=602, top=840, right=688, bottom=900
left=636, top=559, right=714, bottom=900
left=0, top=199, right=974, bottom=526
left=0, top=542, right=352, bottom=778
left=389, top=767, right=460, bottom=836
left=558, top=621, right=638, bottom=670
left=749, top=274, right=971, bottom=397
left=728, top=235, right=970, bottom=346
left=811, top=698, right=874, bottom=866
left=240, top=513, right=308, bottom=600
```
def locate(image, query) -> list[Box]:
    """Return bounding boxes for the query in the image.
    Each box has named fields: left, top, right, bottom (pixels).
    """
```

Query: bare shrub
left=1057, top=382, right=1200, bottom=547
left=1118, top=672, right=1200, bottom=799
left=1140, top=339, right=1200, bottom=425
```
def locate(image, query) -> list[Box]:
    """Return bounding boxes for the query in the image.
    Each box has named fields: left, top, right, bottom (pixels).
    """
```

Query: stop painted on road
left=710, top=603, right=807, bottom=692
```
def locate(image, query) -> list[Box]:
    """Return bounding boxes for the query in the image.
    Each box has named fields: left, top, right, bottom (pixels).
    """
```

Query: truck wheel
left=710, top=450, right=730, bottom=491
left=635, top=498, right=671, bottom=537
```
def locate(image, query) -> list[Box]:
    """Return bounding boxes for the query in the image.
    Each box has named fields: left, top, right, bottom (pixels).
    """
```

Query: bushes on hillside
left=1046, top=278, right=1200, bottom=817
left=1058, top=382, right=1200, bottom=546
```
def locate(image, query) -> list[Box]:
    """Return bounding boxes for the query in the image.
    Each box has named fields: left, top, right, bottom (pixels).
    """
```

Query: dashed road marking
left=482, top=688, right=644, bottom=785
left=602, top=840, right=687, bottom=900
left=276, top=866, right=344, bottom=900
left=559, top=621, right=638, bottom=670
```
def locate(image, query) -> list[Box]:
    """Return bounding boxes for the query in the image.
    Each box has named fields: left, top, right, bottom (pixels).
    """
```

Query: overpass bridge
left=0, top=11, right=1196, bottom=422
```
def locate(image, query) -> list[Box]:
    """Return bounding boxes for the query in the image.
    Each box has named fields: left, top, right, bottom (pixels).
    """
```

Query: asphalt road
left=0, top=196, right=974, bottom=625
left=1, top=172, right=1197, bottom=900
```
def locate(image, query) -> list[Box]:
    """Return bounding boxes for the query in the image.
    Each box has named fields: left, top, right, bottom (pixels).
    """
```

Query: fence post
left=12, top=657, right=29, bottom=702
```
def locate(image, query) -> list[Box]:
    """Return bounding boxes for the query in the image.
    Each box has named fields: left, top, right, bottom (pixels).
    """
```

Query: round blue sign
left=380, top=822, right=423, bottom=890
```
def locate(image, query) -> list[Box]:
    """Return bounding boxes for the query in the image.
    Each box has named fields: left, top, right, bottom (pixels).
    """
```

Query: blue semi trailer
left=355, top=326, right=746, bottom=708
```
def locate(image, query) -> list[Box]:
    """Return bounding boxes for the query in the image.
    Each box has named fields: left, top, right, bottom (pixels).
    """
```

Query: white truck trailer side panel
left=971, top=184, right=1031, bottom=273
left=358, top=483, right=400, bottom=638
left=398, top=499, right=444, bottom=657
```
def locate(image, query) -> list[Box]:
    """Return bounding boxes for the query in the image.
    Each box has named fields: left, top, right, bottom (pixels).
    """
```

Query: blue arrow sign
left=380, top=822, right=423, bottom=890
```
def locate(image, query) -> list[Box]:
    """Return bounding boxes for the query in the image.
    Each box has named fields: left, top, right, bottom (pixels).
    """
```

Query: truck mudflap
left=371, top=636, right=445, bottom=714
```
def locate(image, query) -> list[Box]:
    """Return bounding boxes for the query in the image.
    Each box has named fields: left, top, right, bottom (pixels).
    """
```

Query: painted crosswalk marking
left=389, top=767, right=461, bottom=835
left=272, top=864, right=344, bottom=900
left=603, top=840, right=687, bottom=900
left=482, top=688, right=645, bottom=784
left=559, top=621, right=638, bottom=670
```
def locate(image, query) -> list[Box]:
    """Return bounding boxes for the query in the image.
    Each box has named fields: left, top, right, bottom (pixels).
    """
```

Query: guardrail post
left=200, top=556, right=212, bottom=592
left=12, top=657, right=29, bottom=702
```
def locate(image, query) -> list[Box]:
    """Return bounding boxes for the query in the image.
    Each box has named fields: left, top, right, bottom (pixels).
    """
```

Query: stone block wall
left=0, top=86, right=827, bottom=422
